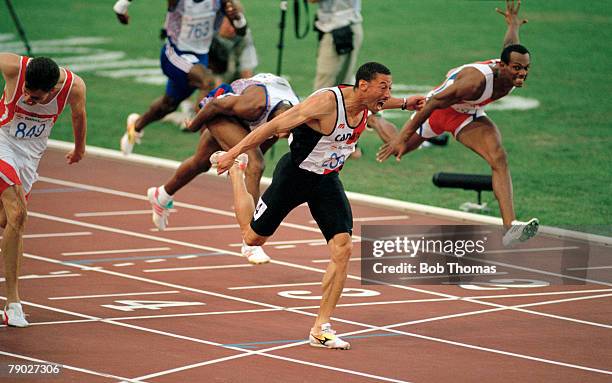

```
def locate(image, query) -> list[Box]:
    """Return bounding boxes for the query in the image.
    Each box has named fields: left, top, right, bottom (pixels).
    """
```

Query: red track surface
left=1, top=148, right=611, bottom=382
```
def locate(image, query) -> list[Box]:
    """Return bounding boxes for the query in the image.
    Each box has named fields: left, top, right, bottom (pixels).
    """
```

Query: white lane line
left=30, top=211, right=236, bottom=257
left=48, top=290, right=180, bottom=300
left=14, top=294, right=408, bottom=383
left=135, top=293, right=612, bottom=381
left=49, top=270, right=72, bottom=275
left=23, top=210, right=488, bottom=301
left=62, top=247, right=171, bottom=256
left=177, top=255, right=198, bottom=259
left=23, top=251, right=612, bottom=378
left=465, top=288, right=612, bottom=300
left=39, top=176, right=325, bottom=234
left=75, top=209, right=176, bottom=217
left=274, top=245, right=296, bottom=249
left=465, top=293, right=612, bottom=329
left=354, top=215, right=411, bottom=222
left=132, top=351, right=412, bottom=383
left=308, top=215, right=410, bottom=224
left=28, top=210, right=608, bottom=321
left=567, top=265, right=612, bottom=271
left=150, top=224, right=240, bottom=232
left=27, top=308, right=280, bottom=326
left=0, top=274, right=81, bottom=282
left=0, top=351, right=141, bottom=383
left=144, top=259, right=166, bottom=263
left=22, top=231, right=92, bottom=239
left=143, top=264, right=252, bottom=273
left=114, top=263, right=134, bottom=267
left=229, top=238, right=327, bottom=247
left=228, top=282, right=322, bottom=290
left=292, top=297, right=455, bottom=310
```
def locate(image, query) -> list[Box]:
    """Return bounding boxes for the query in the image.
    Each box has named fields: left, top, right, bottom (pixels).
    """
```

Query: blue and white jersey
left=200, top=73, right=300, bottom=130
left=164, top=0, right=224, bottom=54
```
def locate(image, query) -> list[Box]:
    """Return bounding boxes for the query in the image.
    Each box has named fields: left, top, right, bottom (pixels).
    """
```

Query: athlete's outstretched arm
left=216, top=92, right=333, bottom=174
left=187, top=86, right=266, bottom=132
left=381, top=96, right=426, bottom=111
left=65, top=75, right=87, bottom=165
left=367, top=115, right=399, bottom=144
left=497, top=0, right=528, bottom=47
left=376, top=69, right=484, bottom=162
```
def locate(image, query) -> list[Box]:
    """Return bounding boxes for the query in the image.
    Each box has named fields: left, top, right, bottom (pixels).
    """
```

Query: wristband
left=232, top=13, right=247, bottom=29
left=113, top=0, right=132, bottom=15
left=401, top=97, right=407, bottom=110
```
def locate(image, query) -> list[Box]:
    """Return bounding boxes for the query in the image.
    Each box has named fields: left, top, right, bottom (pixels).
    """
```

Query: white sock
left=157, top=185, right=173, bottom=205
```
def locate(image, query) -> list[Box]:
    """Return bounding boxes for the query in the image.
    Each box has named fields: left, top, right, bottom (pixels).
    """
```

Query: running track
left=1, top=147, right=611, bottom=382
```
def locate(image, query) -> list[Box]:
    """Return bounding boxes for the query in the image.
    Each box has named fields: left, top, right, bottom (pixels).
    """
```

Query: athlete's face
left=22, top=87, right=50, bottom=105
left=361, top=73, right=392, bottom=113
left=503, top=52, right=530, bottom=87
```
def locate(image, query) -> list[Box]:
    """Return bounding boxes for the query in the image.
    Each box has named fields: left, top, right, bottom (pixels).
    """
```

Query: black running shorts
left=250, top=153, right=353, bottom=242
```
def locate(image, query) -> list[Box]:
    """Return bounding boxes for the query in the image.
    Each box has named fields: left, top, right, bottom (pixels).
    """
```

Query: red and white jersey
left=428, top=59, right=513, bottom=114
left=0, top=55, right=74, bottom=159
left=164, top=0, right=223, bottom=54
left=289, top=86, right=367, bottom=174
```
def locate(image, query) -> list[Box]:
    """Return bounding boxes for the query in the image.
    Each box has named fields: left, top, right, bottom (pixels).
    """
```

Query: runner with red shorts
left=378, top=0, right=539, bottom=247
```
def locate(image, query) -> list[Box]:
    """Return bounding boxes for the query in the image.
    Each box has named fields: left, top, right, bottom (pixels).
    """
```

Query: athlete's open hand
left=376, top=137, right=408, bottom=163
left=496, top=0, right=528, bottom=27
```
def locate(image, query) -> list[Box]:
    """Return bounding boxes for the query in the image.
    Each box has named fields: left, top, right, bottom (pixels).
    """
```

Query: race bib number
left=322, top=149, right=349, bottom=171
left=179, top=12, right=215, bottom=51
left=8, top=114, right=52, bottom=140
left=253, top=198, right=267, bottom=221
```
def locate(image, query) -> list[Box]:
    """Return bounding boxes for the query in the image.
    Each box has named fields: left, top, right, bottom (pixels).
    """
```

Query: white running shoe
left=2, top=302, right=29, bottom=328
left=147, top=187, right=173, bottom=231
left=210, top=151, right=249, bottom=171
left=120, top=113, right=143, bottom=155
left=309, top=323, right=351, bottom=350
left=241, top=243, right=271, bottom=264
left=502, top=218, right=540, bottom=247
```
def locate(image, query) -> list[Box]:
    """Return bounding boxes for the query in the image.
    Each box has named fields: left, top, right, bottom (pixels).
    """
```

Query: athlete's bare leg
left=187, top=64, right=215, bottom=113
left=134, top=94, right=181, bottom=133
left=0, top=202, right=6, bottom=229
left=227, top=162, right=268, bottom=245
left=457, top=117, right=515, bottom=227
left=135, top=64, right=215, bottom=132
left=0, top=186, right=27, bottom=304
left=164, top=130, right=220, bottom=195
left=208, top=117, right=266, bottom=202
left=312, top=232, right=352, bottom=333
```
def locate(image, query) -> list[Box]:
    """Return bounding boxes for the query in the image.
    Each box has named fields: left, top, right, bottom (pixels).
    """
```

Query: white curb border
left=47, top=139, right=611, bottom=246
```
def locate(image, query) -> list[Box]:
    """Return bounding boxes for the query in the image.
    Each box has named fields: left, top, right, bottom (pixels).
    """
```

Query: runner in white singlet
left=0, top=53, right=87, bottom=327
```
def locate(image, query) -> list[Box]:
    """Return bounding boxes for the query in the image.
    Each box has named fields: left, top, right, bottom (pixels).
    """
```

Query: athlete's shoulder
left=307, top=88, right=336, bottom=109
left=67, top=73, right=87, bottom=103
left=0, top=52, right=22, bottom=79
